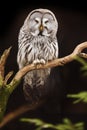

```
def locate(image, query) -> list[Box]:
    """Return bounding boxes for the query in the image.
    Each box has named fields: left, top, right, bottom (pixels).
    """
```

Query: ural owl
left=17, top=8, right=58, bottom=103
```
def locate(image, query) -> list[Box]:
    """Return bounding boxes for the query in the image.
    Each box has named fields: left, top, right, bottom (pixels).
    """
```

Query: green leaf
left=67, top=91, right=87, bottom=103
left=75, top=122, right=84, bottom=127
left=20, top=118, right=44, bottom=126
left=63, top=118, right=72, bottom=124
left=20, top=118, right=84, bottom=130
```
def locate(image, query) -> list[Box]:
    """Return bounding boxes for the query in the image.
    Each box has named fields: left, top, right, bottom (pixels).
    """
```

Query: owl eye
left=45, top=20, right=48, bottom=24
left=35, top=19, right=39, bottom=23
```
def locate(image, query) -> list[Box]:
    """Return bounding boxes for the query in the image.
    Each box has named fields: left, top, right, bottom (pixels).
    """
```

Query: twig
left=0, top=100, right=44, bottom=128
left=0, top=47, right=12, bottom=77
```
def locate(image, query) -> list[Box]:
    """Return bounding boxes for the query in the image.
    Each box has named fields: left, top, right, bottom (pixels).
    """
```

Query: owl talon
left=40, top=59, right=46, bottom=64
left=33, top=59, right=40, bottom=64
left=33, top=59, right=46, bottom=65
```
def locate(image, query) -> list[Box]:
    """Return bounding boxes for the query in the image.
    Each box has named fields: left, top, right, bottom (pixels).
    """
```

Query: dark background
left=1, top=1, right=87, bottom=130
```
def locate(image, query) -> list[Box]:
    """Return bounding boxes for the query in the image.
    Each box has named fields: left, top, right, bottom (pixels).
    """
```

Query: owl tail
left=23, top=68, right=51, bottom=103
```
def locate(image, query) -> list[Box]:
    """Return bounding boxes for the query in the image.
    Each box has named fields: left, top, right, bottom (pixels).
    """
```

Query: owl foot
left=33, top=59, right=46, bottom=65
left=40, top=59, right=46, bottom=64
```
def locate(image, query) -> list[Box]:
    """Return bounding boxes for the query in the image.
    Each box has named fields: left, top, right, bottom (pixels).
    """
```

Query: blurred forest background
left=0, top=1, right=87, bottom=130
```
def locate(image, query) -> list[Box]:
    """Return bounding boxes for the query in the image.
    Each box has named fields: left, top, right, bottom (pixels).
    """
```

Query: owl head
left=23, top=8, right=58, bottom=38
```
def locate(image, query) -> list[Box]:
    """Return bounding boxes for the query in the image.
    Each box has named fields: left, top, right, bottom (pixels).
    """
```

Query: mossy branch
left=0, top=41, right=87, bottom=127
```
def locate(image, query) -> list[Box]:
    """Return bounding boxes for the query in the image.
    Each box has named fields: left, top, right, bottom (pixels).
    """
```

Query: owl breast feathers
left=17, top=8, right=59, bottom=103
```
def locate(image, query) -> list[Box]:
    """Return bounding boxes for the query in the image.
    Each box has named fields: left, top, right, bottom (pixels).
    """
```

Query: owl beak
left=39, top=25, right=43, bottom=32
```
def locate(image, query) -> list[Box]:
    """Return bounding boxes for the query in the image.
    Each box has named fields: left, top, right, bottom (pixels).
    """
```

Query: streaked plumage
left=17, top=8, right=58, bottom=103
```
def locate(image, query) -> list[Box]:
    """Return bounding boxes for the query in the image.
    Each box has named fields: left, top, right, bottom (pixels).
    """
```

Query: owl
left=17, top=8, right=58, bottom=103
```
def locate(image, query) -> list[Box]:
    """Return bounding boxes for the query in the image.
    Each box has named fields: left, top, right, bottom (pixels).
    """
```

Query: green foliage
left=67, top=91, right=87, bottom=103
left=67, top=57, right=87, bottom=104
left=75, top=56, right=87, bottom=76
left=20, top=118, right=84, bottom=130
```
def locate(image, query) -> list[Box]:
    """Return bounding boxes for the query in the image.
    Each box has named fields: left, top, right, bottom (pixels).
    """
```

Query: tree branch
left=10, top=41, right=87, bottom=86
